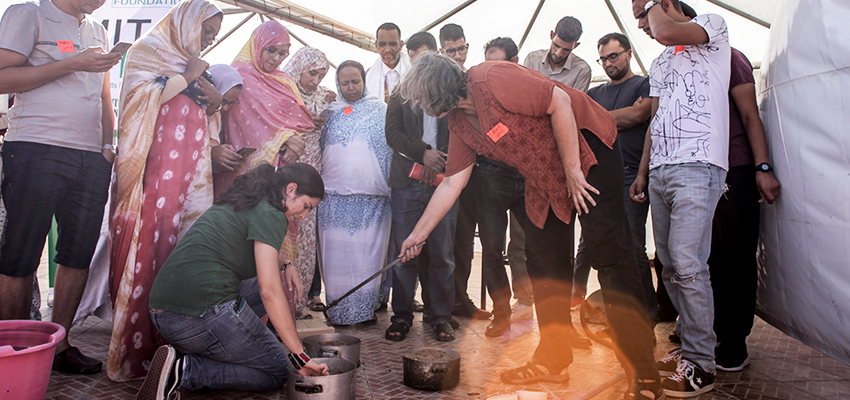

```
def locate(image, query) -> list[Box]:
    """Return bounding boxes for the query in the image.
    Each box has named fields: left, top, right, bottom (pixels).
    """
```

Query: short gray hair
left=398, top=52, right=467, bottom=116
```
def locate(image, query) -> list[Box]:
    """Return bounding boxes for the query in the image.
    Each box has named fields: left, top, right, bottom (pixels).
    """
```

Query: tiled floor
left=35, top=250, right=850, bottom=400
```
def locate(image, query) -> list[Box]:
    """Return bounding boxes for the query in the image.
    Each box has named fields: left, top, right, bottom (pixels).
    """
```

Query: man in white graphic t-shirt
left=630, top=0, right=731, bottom=397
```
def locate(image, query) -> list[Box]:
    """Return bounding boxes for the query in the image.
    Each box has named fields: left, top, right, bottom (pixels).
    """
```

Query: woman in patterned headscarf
left=109, top=0, right=227, bottom=382
left=215, top=20, right=315, bottom=279
left=282, top=47, right=335, bottom=314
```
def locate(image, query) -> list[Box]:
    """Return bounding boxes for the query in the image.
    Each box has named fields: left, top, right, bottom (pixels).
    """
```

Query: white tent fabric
left=204, top=0, right=774, bottom=87
left=756, top=0, right=850, bottom=365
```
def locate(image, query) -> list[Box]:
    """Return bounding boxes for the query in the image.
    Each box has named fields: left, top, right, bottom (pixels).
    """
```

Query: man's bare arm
left=610, top=96, right=652, bottom=130
left=629, top=97, right=659, bottom=203
left=0, top=47, right=121, bottom=94
left=730, top=82, right=780, bottom=203
left=548, top=86, right=599, bottom=215
left=101, top=72, right=115, bottom=163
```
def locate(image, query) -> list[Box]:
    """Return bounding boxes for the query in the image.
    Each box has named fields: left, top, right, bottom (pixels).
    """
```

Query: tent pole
left=517, top=0, right=546, bottom=52
left=705, top=0, right=770, bottom=28
left=202, top=12, right=256, bottom=57
left=418, top=0, right=478, bottom=33
left=603, top=0, right=648, bottom=76
left=216, top=0, right=376, bottom=50
left=286, top=29, right=338, bottom=69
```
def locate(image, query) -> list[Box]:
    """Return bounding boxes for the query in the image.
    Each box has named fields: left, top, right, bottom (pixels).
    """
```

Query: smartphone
left=236, top=147, right=257, bottom=157
left=109, top=42, right=132, bottom=55
left=319, top=108, right=335, bottom=119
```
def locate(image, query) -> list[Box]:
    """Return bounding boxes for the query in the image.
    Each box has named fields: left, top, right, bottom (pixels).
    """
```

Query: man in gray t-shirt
left=0, top=0, right=121, bottom=375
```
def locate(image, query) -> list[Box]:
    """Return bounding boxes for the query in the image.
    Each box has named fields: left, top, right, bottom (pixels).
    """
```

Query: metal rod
left=603, top=0, right=648, bottom=76
left=572, top=371, right=627, bottom=400
left=518, top=0, right=546, bottom=52
left=202, top=12, right=256, bottom=57
left=705, top=0, right=771, bottom=28
left=221, top=8, right=250, bottom=15
left=286, top=28, right=338, bottom=69
left=217, top=0, right=376, bottom=51
left=418, top=0, right=479, bottom=33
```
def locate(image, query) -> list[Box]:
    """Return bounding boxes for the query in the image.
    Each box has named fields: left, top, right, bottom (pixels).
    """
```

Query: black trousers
left=453, top=173, right=478, bottom=305
left=708, top=165, right=760, bottom=356
left=524, top=132, right=658, bottom=380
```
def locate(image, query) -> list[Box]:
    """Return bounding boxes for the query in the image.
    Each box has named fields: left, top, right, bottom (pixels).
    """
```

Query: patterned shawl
left=223, top=20, right=314, bottom=167
left=109, top=0, right=220, bottom=382
left=282, top=47, right=333, bottom=116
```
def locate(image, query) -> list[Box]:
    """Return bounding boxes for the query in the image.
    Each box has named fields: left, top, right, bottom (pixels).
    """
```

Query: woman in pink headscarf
left=215, top=20, right=314, bottom=272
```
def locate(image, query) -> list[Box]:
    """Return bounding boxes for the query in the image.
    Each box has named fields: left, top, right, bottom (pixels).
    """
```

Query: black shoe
left=668, top=332, right=681, bottom=344
left=661, top=359, right=714, bottom=398
left=716, top=346, right=750, bottom=372
left=485, top=317, right=511, bottom=337
left=452, top=300, right=491, bottom=320
left=53, top=346, right=102, bottom=375
left=657, top=348, right=681, bottom=377
left=137, top=345, right=179, bottom=400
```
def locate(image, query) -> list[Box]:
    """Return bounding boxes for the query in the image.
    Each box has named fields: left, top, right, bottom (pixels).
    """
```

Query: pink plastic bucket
left=0, top=320, right=66, bottom=400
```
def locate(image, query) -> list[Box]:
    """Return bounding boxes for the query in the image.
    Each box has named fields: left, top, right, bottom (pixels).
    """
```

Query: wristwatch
left=102, top=144, right=116, bottom=152
left=755, top=162, right=773, bottom=173
left=645, top=1, right=661, bottom=12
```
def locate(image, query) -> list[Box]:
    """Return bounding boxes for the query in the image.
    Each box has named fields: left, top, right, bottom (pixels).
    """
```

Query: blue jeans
left=574, top=165, right=657, bottom=320
left=474, top=160, right=530, bottom=319
left=649, top=163, right=726, bottom=374
left=389, top=181, right=458, bottom=326
left=151, top=291, right=289, bottom=391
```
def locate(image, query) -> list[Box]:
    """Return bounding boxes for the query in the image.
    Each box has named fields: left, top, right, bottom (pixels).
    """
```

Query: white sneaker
left=510, top=302, right=534, bottom=321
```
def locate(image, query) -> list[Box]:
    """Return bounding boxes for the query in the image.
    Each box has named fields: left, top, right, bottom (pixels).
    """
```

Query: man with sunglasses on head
left=573, top=33, right=657, bottom=326
left=523, top=16, right=591, bottom=92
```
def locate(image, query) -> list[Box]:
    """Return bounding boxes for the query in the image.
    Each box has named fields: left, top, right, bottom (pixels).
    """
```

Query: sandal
left=434, top=322, right=455, bottom=342
left=308, top=296, right=327, bottom=312
left=500, top=359, right=570, bottom=384
left=385, top=322, right=410, bottom=341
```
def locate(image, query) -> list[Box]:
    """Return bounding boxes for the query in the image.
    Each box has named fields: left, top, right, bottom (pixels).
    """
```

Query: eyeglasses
left=221, top=98, right=239, bottom=107
left=202, top=25, right=218, bottom=44
left=265, top=46, right=290, bottom=59
left=597, top=50, right=628, bottom=65
left=443, top=43, right=469, bottom=57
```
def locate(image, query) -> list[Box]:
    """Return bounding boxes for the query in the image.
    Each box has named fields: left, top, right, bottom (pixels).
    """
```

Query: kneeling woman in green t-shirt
left=139, top=162, right=328, bottom=399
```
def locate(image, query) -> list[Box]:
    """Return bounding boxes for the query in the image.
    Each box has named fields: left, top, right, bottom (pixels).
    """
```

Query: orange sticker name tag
left=56, top=40, right=75, bottom=53
left=674, top=45, right=685, bottom=55
left=343, top=106, right=353, bottom=115
left=486, top=122, right=509, bottom=142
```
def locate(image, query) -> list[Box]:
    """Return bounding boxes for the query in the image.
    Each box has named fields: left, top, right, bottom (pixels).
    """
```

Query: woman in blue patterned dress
left=318, top=61, right=392, bottom=325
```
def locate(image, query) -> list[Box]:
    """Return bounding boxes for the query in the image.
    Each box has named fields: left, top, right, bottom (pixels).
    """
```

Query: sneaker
left=657, top=348, right=681, bottom=377
left=716, top=351, right=751, bottom=372
left=137, top=345, right=180, bottom=400
left=570, top=295, right=584, bottom=310
left=510, top=302, right=534, bottom=321
left=661, top=359, right=714, bottom=398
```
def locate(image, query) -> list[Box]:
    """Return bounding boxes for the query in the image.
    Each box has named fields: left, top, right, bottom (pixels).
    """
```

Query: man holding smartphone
left=0, top=0, right=121, bottom=374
